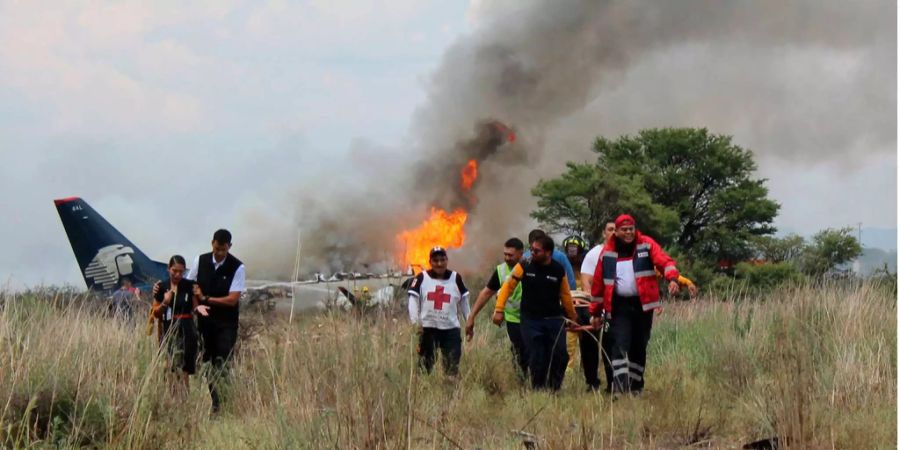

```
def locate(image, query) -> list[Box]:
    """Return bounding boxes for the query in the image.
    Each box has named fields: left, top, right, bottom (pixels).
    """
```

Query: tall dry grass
left=0, top=280, right=894, bottom=449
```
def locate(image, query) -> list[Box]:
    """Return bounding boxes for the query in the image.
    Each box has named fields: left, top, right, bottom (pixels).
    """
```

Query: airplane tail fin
left=54, top=197, right=168, bottom=291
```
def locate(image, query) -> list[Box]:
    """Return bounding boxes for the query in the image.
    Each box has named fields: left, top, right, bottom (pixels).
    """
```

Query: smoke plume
left=242, top=0, right=895, bottom=279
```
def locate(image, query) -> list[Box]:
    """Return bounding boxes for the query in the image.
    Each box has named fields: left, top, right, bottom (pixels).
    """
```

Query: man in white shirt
left=579, top=221, right=617, bottom=291
left=408, top=247, right=470, bottom=376
left=579, top=220, right=616, bottom=392
left=187, top=229, right=246, bottom=413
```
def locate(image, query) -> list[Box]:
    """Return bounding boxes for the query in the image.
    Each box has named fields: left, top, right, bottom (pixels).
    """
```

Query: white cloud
left=0, top=3, right=210, bottom=135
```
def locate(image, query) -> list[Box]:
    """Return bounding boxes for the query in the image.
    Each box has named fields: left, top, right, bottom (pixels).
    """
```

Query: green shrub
left=735, top=261, right=803, bottom=291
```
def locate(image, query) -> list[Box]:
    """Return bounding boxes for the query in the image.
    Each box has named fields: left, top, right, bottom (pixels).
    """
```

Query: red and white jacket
left=590, top=232, right=679, bottom=316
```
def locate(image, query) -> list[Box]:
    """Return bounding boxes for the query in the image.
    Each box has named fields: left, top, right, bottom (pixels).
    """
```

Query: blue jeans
left=520, top=316, right=569, bottom=390
left=506, top=321, right=529, bottom=380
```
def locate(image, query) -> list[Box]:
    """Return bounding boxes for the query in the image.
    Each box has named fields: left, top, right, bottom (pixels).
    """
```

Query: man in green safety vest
left=464, top=237, right=529, bottom=378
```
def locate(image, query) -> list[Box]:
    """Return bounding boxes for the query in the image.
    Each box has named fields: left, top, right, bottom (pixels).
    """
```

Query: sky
left=0, top=0, right=896, bottom=289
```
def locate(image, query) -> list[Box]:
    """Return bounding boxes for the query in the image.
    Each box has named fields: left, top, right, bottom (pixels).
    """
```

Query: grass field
left=0, top=281, right=895, bottom=449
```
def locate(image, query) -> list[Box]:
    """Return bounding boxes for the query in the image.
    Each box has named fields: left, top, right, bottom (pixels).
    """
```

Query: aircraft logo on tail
left=84, top=244, right=136, bottom=290
left=54, top=197, right=168, bottom=292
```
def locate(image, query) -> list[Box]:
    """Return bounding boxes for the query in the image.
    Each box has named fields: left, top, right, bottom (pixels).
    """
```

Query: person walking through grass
left=494, top=235, right=577, bottom=391
left=187, top=229, right=246, bottom=413
left=408, top=246, right=471, bottom=376
left=589, top=214, right=681, bottom=395
left=151, top=255, right=209, bottom=390
left=464, top=237, right=529, bottom=380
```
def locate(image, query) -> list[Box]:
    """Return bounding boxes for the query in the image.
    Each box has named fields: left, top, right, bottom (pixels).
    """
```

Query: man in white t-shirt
left=579, top=220, right=616, bottom=392
left=408, top=247, right=471, bottom=376
left=580, top=221, right=617, bottom=291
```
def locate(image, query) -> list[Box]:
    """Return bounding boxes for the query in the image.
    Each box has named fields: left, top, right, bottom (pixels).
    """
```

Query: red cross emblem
left=426, top=285, right=451, bottom=310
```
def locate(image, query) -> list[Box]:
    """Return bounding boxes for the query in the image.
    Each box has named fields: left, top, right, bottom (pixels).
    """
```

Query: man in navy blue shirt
left=523, top=229, right=577, bottom=291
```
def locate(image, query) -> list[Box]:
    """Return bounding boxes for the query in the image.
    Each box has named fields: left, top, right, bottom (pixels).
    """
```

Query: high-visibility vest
left=497, top=263, right=523, bottom=323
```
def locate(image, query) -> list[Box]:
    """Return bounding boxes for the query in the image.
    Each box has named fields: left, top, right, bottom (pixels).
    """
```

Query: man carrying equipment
left=494, top=236, right=577, bottom=391
left=563, top=234, right=603, bottom=391
left=579, top=221, right=617, bottom=391
left=590, top=215, right=681, bottom=395
left=464, top=237, right=528, bottom=378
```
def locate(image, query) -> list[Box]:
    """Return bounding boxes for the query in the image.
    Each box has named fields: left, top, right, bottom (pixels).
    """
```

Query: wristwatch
left=201, top=295, right=210, bottom=304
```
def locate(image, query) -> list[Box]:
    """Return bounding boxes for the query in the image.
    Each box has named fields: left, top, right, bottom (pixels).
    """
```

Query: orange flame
left=396, top=156, right=486, bottom=271
left=460, top=159, right=478, bottom=191
left=397, top=208, right=468, bottom=271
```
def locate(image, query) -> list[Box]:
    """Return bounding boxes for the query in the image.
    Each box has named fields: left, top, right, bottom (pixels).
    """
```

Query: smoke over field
left=240, top=0, right=894, bottom=278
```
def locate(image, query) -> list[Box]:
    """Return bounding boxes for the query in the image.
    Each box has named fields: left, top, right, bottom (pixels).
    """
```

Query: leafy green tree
left=800, top=227, right=863, bottom=277
left=530, top=163, right=678, bottom=245
left=531, top=128, right=780, bottom=260
left=751, top=234, right=806, bottom=263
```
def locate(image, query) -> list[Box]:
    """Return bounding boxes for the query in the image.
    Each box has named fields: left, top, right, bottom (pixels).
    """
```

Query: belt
left=173, top=313, right=193, bottom=320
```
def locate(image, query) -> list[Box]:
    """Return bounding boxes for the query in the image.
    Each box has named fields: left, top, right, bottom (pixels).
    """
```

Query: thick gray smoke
left=243, top=0, right=895, bottom=279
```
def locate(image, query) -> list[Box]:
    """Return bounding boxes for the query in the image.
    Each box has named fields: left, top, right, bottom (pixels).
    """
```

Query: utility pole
left=857, top=222, right=863, bottom=244
left=290, top=230, right=302, bottom=324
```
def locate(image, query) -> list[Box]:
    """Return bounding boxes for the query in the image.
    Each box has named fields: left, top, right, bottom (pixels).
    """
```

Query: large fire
left=398, top=159, right=479, bottom=272
left=397, top=207, right=469, bottom=272
left=396, top=121, right=515, bottom=272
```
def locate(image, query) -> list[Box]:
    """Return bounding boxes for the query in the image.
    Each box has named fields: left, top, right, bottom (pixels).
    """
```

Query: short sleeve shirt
left=581, top=245, right=603, bottom=276
left=486, top=269, right=503, bottom=291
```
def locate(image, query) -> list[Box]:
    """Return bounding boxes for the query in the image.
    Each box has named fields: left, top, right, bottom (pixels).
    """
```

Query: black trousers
left=418, top=327, right=462, bottom=375
left=579, top=308, right=615, bottom=392
left=199, top=318, right=238, bottom=411
left=520, top=316, right=568, bottom=391
left=607, top=295, right=653, bottom=393
left=505, top=321, right=529, bottom=380
left=161, top=318, right=199, bottom=375
left=576, top=308, right=602, bottom=389
left=601, top=326, right=614, bottom=392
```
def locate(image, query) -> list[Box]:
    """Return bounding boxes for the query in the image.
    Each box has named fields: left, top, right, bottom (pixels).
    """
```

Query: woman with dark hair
left=152, top=255, right=209, bottom=388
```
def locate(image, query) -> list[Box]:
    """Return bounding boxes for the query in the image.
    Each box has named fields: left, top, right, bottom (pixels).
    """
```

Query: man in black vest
left=187, top=229, right=246, bottom=413
left=492, top=236, right=578, bottom=391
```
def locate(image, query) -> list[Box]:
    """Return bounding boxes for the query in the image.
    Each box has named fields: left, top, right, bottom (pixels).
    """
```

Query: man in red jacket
left=590, top=214, right=681, bottom=394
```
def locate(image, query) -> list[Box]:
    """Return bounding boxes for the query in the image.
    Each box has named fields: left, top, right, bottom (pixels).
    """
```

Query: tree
left=800, top=227, right=863, bottom=277
left=530, top=163, right=679, bottom=245
left=531, top=128, right=780, bottom=260
left=750, top=234, right=806, bottom=263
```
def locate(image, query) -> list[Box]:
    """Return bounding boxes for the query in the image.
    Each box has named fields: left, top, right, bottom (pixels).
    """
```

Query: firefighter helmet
left=562, top=235, right=588, bottom=251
